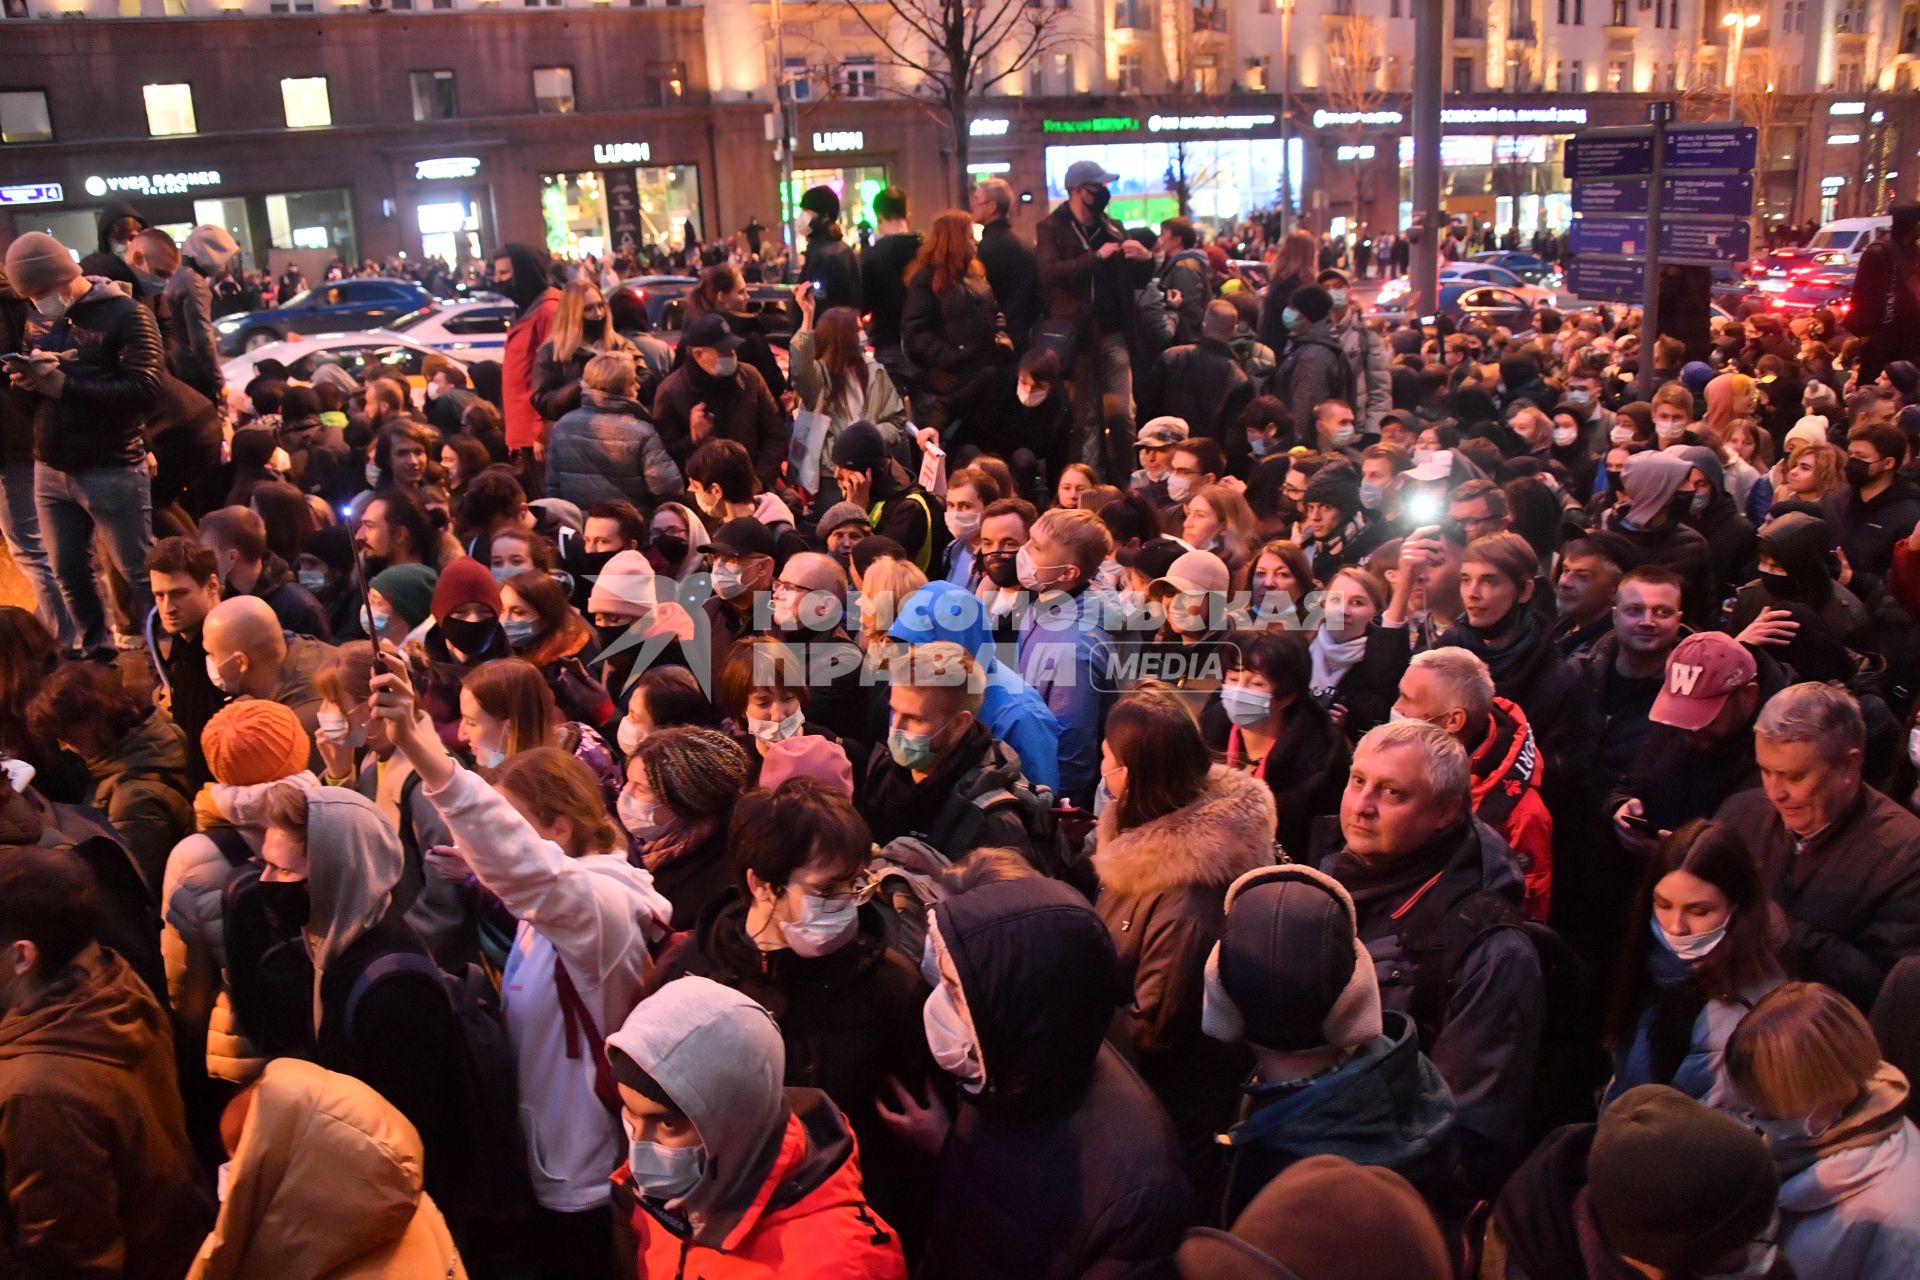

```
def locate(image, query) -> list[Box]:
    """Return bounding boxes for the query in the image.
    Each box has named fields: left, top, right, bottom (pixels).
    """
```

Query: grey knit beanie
left=4, top=231, right=80, bottom=297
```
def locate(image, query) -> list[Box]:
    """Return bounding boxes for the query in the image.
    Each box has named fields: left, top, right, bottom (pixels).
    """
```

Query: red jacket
left=1468, top=696, right=1554, bottom=922
left=503, top=288, right=559, bottom=451
left=613, top=1092, right=907, bottom=1280
left=1891, top=536, right=1920, bottom=619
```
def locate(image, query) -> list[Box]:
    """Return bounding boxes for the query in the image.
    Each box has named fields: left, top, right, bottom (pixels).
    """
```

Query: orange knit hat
left=202, top=700, right=312, bottom=785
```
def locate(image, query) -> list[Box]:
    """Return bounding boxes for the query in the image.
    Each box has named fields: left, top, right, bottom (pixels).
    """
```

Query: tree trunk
left=951, top=95, right=972, bottom=206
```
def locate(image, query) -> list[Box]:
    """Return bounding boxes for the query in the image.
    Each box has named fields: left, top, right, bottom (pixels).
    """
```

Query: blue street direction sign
left=1571, top=216, right=1647, bottom=257
left=1660, top=218, right=1752, bottom=262
left=1661, top=173, right=1756, bottom=217
left=1664, top=125, right=1759, bottom=171
left=1572, top=178, right=1651, bottom=214
left=0, top=183, right=63, bottom=207
left=1566, top=133, right=1655, bottom=180
left=1568, top=257, right=1646, bottom=303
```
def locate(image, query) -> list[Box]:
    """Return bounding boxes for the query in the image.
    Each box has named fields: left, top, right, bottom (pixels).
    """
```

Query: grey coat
left=545, top=392, right=681, bottom=510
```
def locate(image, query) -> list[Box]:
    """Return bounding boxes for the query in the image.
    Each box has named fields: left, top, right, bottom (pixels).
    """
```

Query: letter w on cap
left=1668, top=663, right=1704, bottom=696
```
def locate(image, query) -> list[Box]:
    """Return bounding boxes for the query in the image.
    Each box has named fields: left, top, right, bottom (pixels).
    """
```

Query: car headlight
left=216, top=318, right=243, bottom=333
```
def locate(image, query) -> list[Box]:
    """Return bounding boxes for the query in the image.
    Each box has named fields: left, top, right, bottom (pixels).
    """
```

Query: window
left=0, top=90, right=51, bottom=143
left=1567, top=58, right=1583, bottom=87
left=1114, top=0, right=1146, bottom=25
left=1052, top=51, right=1073, bottom=90
left=1506, top=56, right=1524, bottom=87
left=1029, top=58, right=1048, bottom=94
left=1453, top=54, right=1474, bottom=91
left=841, top=56, right=877, bottom=98
left=432, top=0, right=452, bottom=8
left=1117, top=51, right=1144, bottom=92
left=411, top=70, right=456, bottom=120
left=280, top=77, right=331, bottom=128
left=142, top=82, right=196, bottom=136
left=1574, top=0, right=1584, bottom=19
left=645, top=60, right=687, bottom=105
left=1331, top=0, right=1353, bottom=13
left=1836, top=59, right=1863, bottom=89
left=1246, top=55, right=1269, bottom=90
left=1192, top=51, right=1219, bottom=93
left=1557, top=0, right=1565, bottom=20
left=1390, top=0, right=1400, bottom=15
left=1606, top=57, right=1630, bottom=87
left=784, top=55, right=812, bottom=102
left=533, top=66, right=575, bottom=113
left=1611, top=0, right=1628, bottom=19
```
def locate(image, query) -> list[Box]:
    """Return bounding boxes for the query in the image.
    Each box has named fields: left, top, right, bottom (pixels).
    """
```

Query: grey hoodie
left=605, top=975, right=789, bottom=1246
left=302, top=787, right=402, bottom=1029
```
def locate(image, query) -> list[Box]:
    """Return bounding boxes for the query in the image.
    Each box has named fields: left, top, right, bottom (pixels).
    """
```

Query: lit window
left=143, top=82, right=196, bottom=136
left=534, top=65, right=575, bottom=113
left=411, top=68, right=457, bottom=120
left=1117, top=51, right=1144, bottom=92
left=0, top=90, right=52, bottom=143
left=281, top=76, right=331, bottom=128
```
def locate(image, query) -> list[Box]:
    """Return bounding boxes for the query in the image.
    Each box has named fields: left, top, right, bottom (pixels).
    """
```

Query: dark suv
left=215, top=278, right=436, bottom=355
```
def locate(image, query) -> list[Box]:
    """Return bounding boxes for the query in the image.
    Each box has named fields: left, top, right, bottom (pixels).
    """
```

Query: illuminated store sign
left=594, top=142, right=652, bottom=164
left=83, top=170, right=220, bottom=197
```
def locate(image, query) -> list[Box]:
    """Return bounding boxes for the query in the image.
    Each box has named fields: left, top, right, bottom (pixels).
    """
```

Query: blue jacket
left=889, top=580, right=1061, bottom=794
left=1016, top=585, right=1117, bottom=808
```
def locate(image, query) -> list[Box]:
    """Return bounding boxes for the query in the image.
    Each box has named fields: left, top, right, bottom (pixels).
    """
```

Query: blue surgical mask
left=1249, top=435, right=1274, bottom=458
left=1282, top=305, right=1304, bottom=333
left=622, top=1117, right=704, bottom=1203
left=1654, top=910, right=1728, bottom=963
left=297, top=568, right=329, bottom=592
left=1220, top=685, right=1273, bottom=728
left=1690, top=491, right=1710, bottom=515
left=1358, top=479, right=1385, bottom=510
left=491, top=565, right=519, bottom=585
left=888, top=726, right=941, bottom=771
left=1328, top=288, right=1349, bottom=309
left=502, top=617, right=538, bottom=649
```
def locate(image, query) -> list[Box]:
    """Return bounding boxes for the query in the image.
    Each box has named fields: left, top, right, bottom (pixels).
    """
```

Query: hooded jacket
left=1772, top=1065, right=1920, bottom=1280
left=546, top=391, right=682, bottom=512
left=1095, top=767, right=1276, bottom=1139
left=920, top=877, right=1194, bottom=1280
left=425, top=765, right=672, bottom=1212
left=604, top=977, right=907, bottom=1279
left=1465, top=697, right=1554, bottom=922
left=165, top=227, right=241, bottom=399
left=500, top=246, right=560, bottom=452
left=78, top=200, right=148, bottom=286
left=186, top=1058, right=465, bottom=1280
left=1727, top=510, right=1869, bottom=684
left=1274, top=316, right=1348, bottom=433
left=889, top=579, right=1062, bottom=794
left=14, top=275, right=164, bottom=472
left=0, top=946, right=213, bottom=1280
left=1218, top=1011, right=1458, bottom=1226
left=85, top=705, right=194, bottom=890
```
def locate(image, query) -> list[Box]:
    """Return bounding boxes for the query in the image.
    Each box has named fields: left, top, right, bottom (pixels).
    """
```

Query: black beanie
left=829, top=420, right=889, bottom=473
left=1302, top=463, right=1361, bottom=517
left=1291, top=285, right=1333, bottom=325
left=1588, top=1085, right=1778, bottom=1272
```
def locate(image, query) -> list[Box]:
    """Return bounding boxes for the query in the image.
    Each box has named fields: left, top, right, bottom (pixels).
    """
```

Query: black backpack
left=344, top=951, right=532, bottom=1217
left=215, top=828, right=318, bottom=1060
left=966, top=779, right=1097, bottom=900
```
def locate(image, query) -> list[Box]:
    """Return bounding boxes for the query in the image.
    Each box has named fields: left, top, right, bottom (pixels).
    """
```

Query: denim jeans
left=1069, top=330, right=1134, bottom=481
left=0, top=461, right=76, bottom=649
left=34, top=460, right=154, bottom=655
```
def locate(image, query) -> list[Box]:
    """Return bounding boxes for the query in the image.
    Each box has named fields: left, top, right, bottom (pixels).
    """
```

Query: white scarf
left=1309, top=627, right=1369, bottom=699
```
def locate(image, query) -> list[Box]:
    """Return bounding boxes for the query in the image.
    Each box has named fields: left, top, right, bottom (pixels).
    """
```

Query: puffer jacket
left=1772, top=1066, right=1920, bottom=1280
left=0, top=946, right=213, bottom=1280
left=1094, top=767, right=1277, bottom=1143
left=545, top=392, right=681, bottom=512
left=14, top=274, right=164, bottom=472
left=423, top=765, right=671, bottom=1213
left=901, top=267, right=1006, bottom=398
left=1336, top=308, right=1394, bottom=434
left=186, top=1058, right=466, bottom=1280
left=1467, top=696, right=1554, bottom=922
left=1604, top=966, right=1782, bottom=1107
left=86, top=705, right=194, bottom=892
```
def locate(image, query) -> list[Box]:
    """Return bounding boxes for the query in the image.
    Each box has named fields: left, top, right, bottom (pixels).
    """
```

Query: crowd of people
left=5, top=173, right=1920, bottom=1280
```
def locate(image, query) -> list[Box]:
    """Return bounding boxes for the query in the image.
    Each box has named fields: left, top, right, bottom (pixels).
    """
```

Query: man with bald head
left=201, top=595, right=336, bottom=767
left=770, top=550, right=879, bottom=744
left=1138, top=297, right=1253, bottom=444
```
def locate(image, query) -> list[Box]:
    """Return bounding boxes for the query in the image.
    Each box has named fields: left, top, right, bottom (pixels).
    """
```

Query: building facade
left=2, top=0, right=1915, bottom=269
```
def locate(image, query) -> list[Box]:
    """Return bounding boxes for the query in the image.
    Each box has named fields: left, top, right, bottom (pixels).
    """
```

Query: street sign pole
left=1636, top=101, right=1673, bottom=401
left=1410, top=0, right=1443, bottom=316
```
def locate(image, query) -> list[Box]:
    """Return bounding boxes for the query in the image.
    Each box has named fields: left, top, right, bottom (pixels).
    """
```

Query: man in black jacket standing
left=1848, top=203, right=1920, bottom=383
left=859, top=186, right=921, bottom=391
left=970, top=178, right=1041, bottom=354
left=4, top=231, right=162, bottom=662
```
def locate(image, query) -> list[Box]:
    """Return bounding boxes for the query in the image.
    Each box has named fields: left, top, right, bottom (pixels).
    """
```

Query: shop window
left=1117, top=51, right=1144, bottom=92
left=281, top=77, right=332, bottom=129
left=645, top=60, right=687, bottom=105
left=534, top=65, right=575, bottom=113
left=785, top=56, right=812, bottom=102
left=1452, top=55, right=1473, bottom=91
left=841, top=57, right=878, bottom=99
left=143, top=82, right=196, bottom=136
left=0, top=90, right=51, bottom=143
left=411, top=69, right=457, bottom=120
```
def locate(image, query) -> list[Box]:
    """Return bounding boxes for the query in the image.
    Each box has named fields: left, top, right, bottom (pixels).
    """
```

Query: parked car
left=215, top=278, right=437, bottom=355
left=388, top=298, right=516, bottom=360
left=1442, top=262, right=1560, bottom=308
left=1749, top=216, right=1890, bottom=286
left=221, top=332, right=467, bottom=409
left=1372, top=281, right=1535, bottom=330
left=1470, top=251, right=1564, bottom=288
left=1769, top=268, right=1855, bottom=317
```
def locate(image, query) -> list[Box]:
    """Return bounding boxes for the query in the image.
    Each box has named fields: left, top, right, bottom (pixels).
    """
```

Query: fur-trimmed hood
left=1094, top=766, right=1277, bottom=898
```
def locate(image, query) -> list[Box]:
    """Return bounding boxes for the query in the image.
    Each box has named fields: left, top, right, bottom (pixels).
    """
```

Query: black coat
left=801, top=232, right=862, bottom=314
left=651, top=361, right=788, bottom=490
left=1601, top=510, right=1719, bottom=628
left=919, top=878, right=1193, bottom=1280
left=646, top=823, right=736, bottom=933
left=858, top=232, right=922, bottom=349
left=1327, top=623, right=1415, bottom=740
left=975, top=218, right=1042, bottom=352
left=13, top=277, right=163, bottom=472
left=1201, top=695, right=1351, bottom=860
left=901, top=269, right=1006, bottom=398
left=1138, top=336, right=1253, bottom=445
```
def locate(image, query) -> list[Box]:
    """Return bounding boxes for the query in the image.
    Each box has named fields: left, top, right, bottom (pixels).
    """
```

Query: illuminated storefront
left=541, top=144, right=703, bottom=260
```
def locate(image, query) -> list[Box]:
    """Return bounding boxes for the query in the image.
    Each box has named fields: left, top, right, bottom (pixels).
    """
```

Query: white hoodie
left=424, top=766, right=672, bottom=1211
left=1777, top=1107, right=1920, bottom=1280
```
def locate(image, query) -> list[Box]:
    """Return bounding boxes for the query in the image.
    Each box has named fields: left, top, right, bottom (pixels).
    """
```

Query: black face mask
left=597, top=620, right=638, bottom=651
left=1605, top=469, right=1624, bottom=494
left=439, top=615, right=502, bottom=660
left=652, top=535, right=689, bottom=566
left=1845, top=457, right=1876, bottom=490
left=1086, top=185, right=1112, bottom=215
left=982, top=551, right=1022, bottom=589
left=1757, top=569, right=1801, bottom=601
left=571, top=547, right=619, bottom=581
left=256, top=879, right=311, bottom=932
left=584, top=316, right=608, bottom=341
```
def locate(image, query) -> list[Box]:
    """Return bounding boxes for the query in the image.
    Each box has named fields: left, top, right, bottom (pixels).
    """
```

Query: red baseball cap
left=1649, top=633, right=1758, bottom=731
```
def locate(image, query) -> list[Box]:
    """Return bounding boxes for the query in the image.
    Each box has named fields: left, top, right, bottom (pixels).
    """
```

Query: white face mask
left=617, top=717, right=647, bottom=756
left=316, top=704, right=366, bottom=749
left=712, top=354, right=738, bottom=378
left=1653, top=909, right=1729, bottom=963
left=1655, top=421, right=1688, bottom=444
left=472, top=734, right=507, bottom=771
left=205, top=652, right=239, bottom=694
left=1909, top=725, right=1920, bottom=769
left=1165, top=472, right=1192, bottom=502
left=945, top=509, right=981, bottom=542
left=364, top=459, right=382, bottom=488
left=1552, top=426, right=1579, bottom=447
left=1610, top=425, right=1636, bottom=446
left=1017, top=385, right=1048, bottom=409
left=709, top=565, right=748, bottom=600
left=31, top=290, right=70, bottom=320
left=923, top=982, right=985, bottom=1092
left=618, top=785, right=666, bottom=838
left=746, top=707, right=804, bottom=744
left=776, top=888, right=858, bottom=957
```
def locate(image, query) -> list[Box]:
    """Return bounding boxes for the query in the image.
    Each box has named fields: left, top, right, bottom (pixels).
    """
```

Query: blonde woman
left=531, top=277, right=640, bottom=422
left=1772, top=441, right=1849, bottom=507
left=854, top=554, right=927, bottom=656
left=1181, top=483, right=1258, bottom=588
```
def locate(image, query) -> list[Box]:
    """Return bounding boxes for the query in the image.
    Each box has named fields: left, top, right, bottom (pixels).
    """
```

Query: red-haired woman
left=902, top=209, right=1010, bottom=424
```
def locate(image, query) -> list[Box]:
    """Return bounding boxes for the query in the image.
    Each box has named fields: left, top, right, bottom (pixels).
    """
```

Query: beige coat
left=188, top=1058, right=465, bottom=1280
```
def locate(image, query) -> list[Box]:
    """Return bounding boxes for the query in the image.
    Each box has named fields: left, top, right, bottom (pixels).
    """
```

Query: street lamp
left=1723, top=7, right=1760, bottom=122
left=1278, top=0, right=1295, bottom=223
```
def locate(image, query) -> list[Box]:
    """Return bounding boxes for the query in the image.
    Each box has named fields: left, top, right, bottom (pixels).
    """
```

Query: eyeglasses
left=793, top=871, right=875, bottom=908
